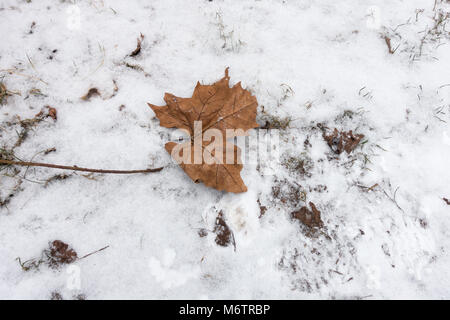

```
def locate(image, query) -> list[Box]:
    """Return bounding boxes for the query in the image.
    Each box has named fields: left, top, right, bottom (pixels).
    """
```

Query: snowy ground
left=1, top=0, right=450, bottom=299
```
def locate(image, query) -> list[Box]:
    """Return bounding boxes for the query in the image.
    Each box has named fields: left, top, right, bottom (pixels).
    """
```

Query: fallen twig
left=79, top=245, right=110, bottom=260
left=0, top=159, right=163, bottom=174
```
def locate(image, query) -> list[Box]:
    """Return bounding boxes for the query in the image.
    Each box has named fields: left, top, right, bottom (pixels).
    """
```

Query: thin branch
left=79, top=245, right=110, bottom=260
left=0, top=159, right=163, bottom=174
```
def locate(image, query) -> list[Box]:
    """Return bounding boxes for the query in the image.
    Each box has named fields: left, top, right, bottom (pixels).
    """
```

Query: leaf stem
left=0, top=159, right=163, bottom=174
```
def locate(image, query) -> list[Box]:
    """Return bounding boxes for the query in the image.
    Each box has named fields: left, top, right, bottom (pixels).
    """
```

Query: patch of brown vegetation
left=259, top=115, right=292, bottom=130
left=323, top=128, right=364, bottom=154
left=44, top=173, right=71, bottom=187
left=0, top=82, right=8, bottom=104
left=50, top=291, right=63, bottom=300
left=17, top=240, right=108, bottom=272
left=291, top=202, right=324, bottom=229
left=9, top=106, right=57, bottom=148
left=282, top=155, right=313, bottom=178
left=272, top=179, right=306, bottom=208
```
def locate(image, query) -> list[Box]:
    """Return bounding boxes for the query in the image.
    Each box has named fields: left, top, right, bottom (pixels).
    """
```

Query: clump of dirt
left=291, top=202, right=324, bottom=229
left=323, top=128, right=364, bottom=154
left=213, top=211, right=235, bottom=249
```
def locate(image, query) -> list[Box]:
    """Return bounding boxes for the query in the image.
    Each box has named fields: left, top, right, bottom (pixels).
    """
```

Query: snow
left=1, top=0, right=450, bottom=299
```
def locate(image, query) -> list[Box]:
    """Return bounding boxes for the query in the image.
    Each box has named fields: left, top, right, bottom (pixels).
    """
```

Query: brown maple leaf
left=148, top=69, right=258, bottom=193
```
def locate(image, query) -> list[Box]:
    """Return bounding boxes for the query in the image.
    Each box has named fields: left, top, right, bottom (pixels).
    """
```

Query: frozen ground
left=0, top=0, right=450, bottom=299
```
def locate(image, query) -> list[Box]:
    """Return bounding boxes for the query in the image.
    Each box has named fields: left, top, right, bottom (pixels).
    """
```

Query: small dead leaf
left=257, top=198, right=267, bottom=218
left=323, top=128, right=364, bottom=154
left=384, top=35, right=394, bottom=54
left=213, top=210, right=235, bottom=248
left=130, top=33, right=144, bottom=57
left=291, top=202, right=324, bottom=229
left=47, top=106, right=57, bottom=120
left=35, top=105, right=57, bottom=121
left=444, top=198, right=450, bottom=205
left=81, top=88, right=100, bottom=101
left=148, top=68, right=258, bottom=193
left=46, top=240, right=78, bottom=268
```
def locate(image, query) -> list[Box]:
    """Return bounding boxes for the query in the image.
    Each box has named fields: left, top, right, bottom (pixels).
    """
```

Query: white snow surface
left=0, top=0, right=450, bottom=299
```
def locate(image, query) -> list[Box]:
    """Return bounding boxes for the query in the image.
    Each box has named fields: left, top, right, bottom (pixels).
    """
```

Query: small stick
left=0, top=159, right=163, bottom=174
left=79, top=245, right=110, bottom=260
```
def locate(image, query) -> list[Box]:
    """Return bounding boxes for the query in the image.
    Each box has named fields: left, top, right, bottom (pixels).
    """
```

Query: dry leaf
left=291, top=202, right=324, bottom=229
left=130, top=33, right=144, bottom=57
left=214, top=210, right=235, bottom=248
left=323, top=128, right=364, bottom=154
left=46, top=240, right=78, bottom=268
left=81, top=88, right=100, bottom=101
left=148, top=68, right=258, bottom=192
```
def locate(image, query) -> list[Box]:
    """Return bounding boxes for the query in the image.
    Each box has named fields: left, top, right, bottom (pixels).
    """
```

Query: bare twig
left=0, top=159, right=163, bottom=174
left=79, top=245, right=110, bottom=260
